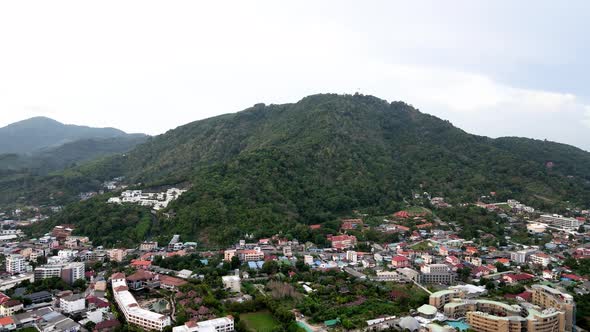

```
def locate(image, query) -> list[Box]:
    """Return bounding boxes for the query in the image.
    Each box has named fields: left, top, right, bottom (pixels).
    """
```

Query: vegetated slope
left=36, top=94, right=590, bottom=245
left=0, top=116, right=133, bottom=154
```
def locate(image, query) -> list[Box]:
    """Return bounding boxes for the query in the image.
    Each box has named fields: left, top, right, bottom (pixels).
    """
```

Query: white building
left=530, top=253, right=551, bottom=267
left=173, top=316, right=234, bottom=332
left=34, top=262, right=85, bottom=284
left=221, top=275, right=241, bottom=293
left=0, top=273, right=34, bottom=291
left=346, top=251, right=358, bottom=264
left=539, top=214, right=584, bottom=230
left=304, top=255, right=314, bottom=266
left=6, top=254, right=30, bottom=274
left=112, top=273, right=171, bottom=331
left=60, top=294, right=86, bottom=313
left=511, top=249, right=536, bottom=264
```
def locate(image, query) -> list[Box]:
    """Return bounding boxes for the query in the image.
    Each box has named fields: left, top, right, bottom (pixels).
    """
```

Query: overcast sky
left=1, top=1, right=589, bottom=150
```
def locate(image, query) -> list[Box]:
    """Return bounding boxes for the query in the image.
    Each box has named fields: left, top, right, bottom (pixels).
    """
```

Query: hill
left=0, top=116, right=135, bottom=154
left=19, top=94, right=590, bottom=245
left=0, top=135, right=148, bottom=173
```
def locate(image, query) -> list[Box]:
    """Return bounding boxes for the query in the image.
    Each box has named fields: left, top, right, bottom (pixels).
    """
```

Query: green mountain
left=0, top=135, right=148, bottom=173
left=21, top=94, right=590, bottom=246
left=0, top=116, right=136, bottom=154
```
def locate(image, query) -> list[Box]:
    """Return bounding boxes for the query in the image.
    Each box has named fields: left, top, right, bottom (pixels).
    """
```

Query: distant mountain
left=0, top=135, right=148, bottom=173
left=0, top=116, right=135, bottom=154
left=23, top=94, right=590, bottom=246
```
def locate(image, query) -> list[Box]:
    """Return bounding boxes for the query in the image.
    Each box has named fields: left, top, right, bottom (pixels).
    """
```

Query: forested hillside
left=26, top=94, right=590, bottom=245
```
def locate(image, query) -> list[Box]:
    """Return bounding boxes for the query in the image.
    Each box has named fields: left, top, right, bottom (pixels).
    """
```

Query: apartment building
left=111, top=273, right=171, bottom=331
left=172, top=316, right=235, bottom=332
left=5, top=255, right=30, bottom=274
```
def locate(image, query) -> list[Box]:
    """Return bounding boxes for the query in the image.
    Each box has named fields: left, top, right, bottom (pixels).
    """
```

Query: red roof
left=309, top=224, right=322, bottom=230
left=95, top=319, right=120, bottom=330
left=394, top=211, right=410, bottom=218
left=392, top=255, right=409, bottom=262
left=0, top=317, right=14, bottom=326
left=130, top=260, right=152, bottom=267
left=111, top=272, right=125, bottom=279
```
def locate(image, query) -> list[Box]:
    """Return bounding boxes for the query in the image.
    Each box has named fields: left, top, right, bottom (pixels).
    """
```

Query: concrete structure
left=539, top=214, right=584, bottom=230
left=112, top=273, right=171, bottom=331
left=0, top=300, right=23, bottom=317
left=34, top=262, right=85, bottom=285
left=221, top=275, right=241, bottom=293
left=108, top=249, right=126, bottom=262
left=6, top=255, right=30, bottom=274
left=0, top=273, right=34, bottom=291
left=511, top=249, right=536, bottom=264
left=530, top=285, right=575, bottom=332
left=530, top=253, right=551, bottom=267
left=60, top=294, right=85, bottom=313
left=346, top=250, right=358, bottom=264
left=140, top=241, right=158, bottom=251
left=172, top=316, right=234, bottom=332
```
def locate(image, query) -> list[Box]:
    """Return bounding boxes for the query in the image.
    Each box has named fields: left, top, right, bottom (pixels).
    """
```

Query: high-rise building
left=6, top=255, right=30, bottom=274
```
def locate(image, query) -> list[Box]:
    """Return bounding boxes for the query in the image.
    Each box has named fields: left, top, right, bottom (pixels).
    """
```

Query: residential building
left=539, top=214, right=584, bottom=230
left=0, top=273, right=34, bottom=291
left=0, top=299, right=23, bottom=317
left=392, top=255, right=410, bottom=268
left=172, top=316, right=234, bottom=332
left=329, top=234, right=357, bottom=250
left=111, top=273, right=171, bottom=331
left=221, top=275, right=241, bottom=293
left=346, top=251, right=358, bottom=264
left=60, top=294, right=85, bottom=314
left=140, top=241, right=158, bottom=251
left=34, top=262, right=85, bottom=285
left=304, top=255, right=314, bottom=266
left=6, top=255, right=30, bottom=274
left=530, top=252, right=551, bottom=267
left=108, top=249, right=126, bottom=262
left=511, top=249, right=536, bottom=264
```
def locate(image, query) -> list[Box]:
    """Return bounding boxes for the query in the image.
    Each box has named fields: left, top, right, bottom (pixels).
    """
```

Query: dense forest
left=15, top=94, right=590, bottom=245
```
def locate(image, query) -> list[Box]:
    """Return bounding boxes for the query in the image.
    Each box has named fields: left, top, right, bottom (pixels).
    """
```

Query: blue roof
left=248, top=262, right=258, bottom=270
left=200, top=259, right=209, bottom=265
left=256, top=261, right=265, bottom=268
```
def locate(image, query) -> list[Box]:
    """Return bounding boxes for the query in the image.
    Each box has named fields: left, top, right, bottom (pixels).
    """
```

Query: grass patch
left=240, top=311, right=281, bottom=332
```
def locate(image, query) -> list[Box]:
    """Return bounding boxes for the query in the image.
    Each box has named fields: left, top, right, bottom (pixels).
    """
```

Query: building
left=283, top=246, right=293, bottom=257
left=238, top=249, right=264, bottom=262
left=531, top=285, right=575, bottom=332
left=6, top=255, right=30, bottom=274
left=346, top=251, right=358, bottom=264
left=60, top=294, right=85, bottom=314
left=511, top=249, right=536, bottom=264
left=0, top=273, right=34, bottom=291
left=304, top=255, right=314, bottom=266
left=539, top=214, right=584, bottom=230
left=221, top=275, right=241, bottom=293
left=108, top=249, right=126, bottom=262
left=329, top=234, right=357, bottom=250
left=0, top=299, right=23, bottom=317
left=419, top=264, right=455, bottom=284
left=140, top=241, right=158, bottom=251
left=34, top=262, right=85, bottom=285
left=172, top=316, right=234, bottom=332
left=224, top=250, right=237, bottom=262
left=168, top=235, right=183, bottom=251
left=530, top=253, right=551, bottom=267
left=392, top=255, right=410, bottom=268
left=112, top=273, right=171, bottom=331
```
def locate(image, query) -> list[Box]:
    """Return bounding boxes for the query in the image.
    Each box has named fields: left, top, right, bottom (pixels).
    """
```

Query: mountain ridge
left=0, top=116, right=142, bottom=154
left=25, top=93, right=590, bottom=246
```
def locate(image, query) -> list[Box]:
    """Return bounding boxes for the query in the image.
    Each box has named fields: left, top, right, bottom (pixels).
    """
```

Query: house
left=530, top=253, right=551, bottom=267
left=392, top=255, right=410, bottom=268
left=341, top=219, right=363, bottom=230
left=158, top=274, right=188, bottom=291
left=0, top=299, right=22, bottom=317
left=495, top=258, right=510, bottom=267
left=502, top=273, right=534, bottom=284
left=126, top=270, right=159, bottom=291
left=130, top=259, right=152, bottom=270
left=446, top=256, right=460, bottom=265
left=60, top=294, right=85, bottom=314
left=94, top=319, right=121, bottom=332
left=0, top=317, right=15, bottom=331
left=221, top=275, right=241, bottom=293
left=328, top=235, right=357, bottom=250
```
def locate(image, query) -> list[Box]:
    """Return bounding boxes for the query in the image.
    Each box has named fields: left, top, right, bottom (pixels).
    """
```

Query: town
left=0, top=192, right=588, bottom=332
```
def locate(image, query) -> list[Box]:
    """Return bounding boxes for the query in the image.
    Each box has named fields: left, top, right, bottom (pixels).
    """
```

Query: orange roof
left=130, top=260, right=152, bottom=266
left=0, top=317, right=14, bottom=326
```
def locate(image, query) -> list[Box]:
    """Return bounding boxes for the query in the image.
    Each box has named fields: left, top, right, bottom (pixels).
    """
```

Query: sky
left=1, top=1, right=589, bottom=150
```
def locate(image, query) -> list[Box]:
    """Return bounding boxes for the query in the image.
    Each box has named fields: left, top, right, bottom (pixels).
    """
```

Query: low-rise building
left=60, top=294, right=85, bottom=314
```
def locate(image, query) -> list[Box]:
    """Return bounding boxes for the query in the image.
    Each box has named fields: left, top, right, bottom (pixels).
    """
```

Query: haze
left=1, top=1, right=589, bottom=150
